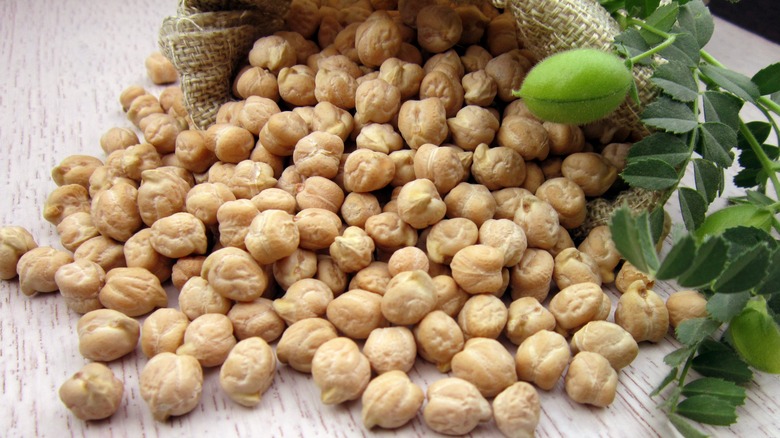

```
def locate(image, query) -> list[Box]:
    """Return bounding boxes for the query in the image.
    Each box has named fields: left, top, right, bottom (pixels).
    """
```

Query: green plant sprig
left=599, top=0, right=780, bottom=436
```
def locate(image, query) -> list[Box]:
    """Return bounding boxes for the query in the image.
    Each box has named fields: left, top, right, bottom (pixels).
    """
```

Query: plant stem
left=624, top=17, right=677, bottom=65
left=739, top=121, right=780, bottom=200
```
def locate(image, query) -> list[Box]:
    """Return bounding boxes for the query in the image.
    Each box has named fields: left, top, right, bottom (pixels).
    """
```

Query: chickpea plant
left=530, top=0, right=780, bottom=436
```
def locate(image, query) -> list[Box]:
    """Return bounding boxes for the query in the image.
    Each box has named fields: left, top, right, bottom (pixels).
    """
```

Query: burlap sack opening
left=159, top=0, right=665, bottom=237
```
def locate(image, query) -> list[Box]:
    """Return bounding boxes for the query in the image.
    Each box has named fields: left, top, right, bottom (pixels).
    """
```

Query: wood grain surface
left=1, top=1, right=778, bottom=437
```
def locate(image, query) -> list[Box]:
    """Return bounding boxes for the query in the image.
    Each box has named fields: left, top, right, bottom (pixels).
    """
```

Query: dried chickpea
left=77, top=308, right=140, bottom=362
left=52, top=155, right=103, bottom=189
left=458, top=294, right=508, bottom=340
left=43, top=184, right=91, bottom=225
left=329, top=226, right=375, bottom=273
left=140, top=308, right=188, bottom=358
left=520, top=161, right=545, bottom=193
left=553, top=247, right=602, bottom=290
left=59, top=362, right=124, bottom=421
left=73, top=235, right=127, bottom=272
left=159, top=85, right=184, bottom=115
left=140, top=113, right=184, bottom=155
left=273, top=278, right=334, bottom=325
left=202, top=247, right=268, bottom=302
left=340, top=192, right=381, bottom=228
left=423, top=377, right=492, bottom=435
left=513, top=195, right=560, bottom=250
left=233, top=66, right=279, bottom=100
left=478, top=219, right=527, bottom=268
left=277, top=64, right=317, bottom=106
left=486, top=12, right=519, bottom=55
left=175, top=130, right=217, bottom=174
left=184, top=182, right=235, bottom=226
left=571, top=320, right=638, bottom=371
left=216, top=100, right=244, bottom=125
left=315, top=65, right=358, bottom=110
left=456, top=4, right=489, bottom=45
left=98, top=267, right=167, bottom=317
left=219, top=337, right=276, bottom=407
left=414, top=310, right=465, bottom=372
left=311, top=101, right=354, bottom=142
left=292, top=208, right=340, bottom=251
left=127, top=94, right=164, bottom=127
left=574, top=227, right=618, bottom=284
left=398, top=99, right=448, bottom=150
left=491, top=187, right=531, bottom=221
left=666, top=290, right=708, bottom=328
left=287, top=0, right=320, bottom=38
left=149, top=212, right=207, bottom=259
left=343, top=149, right=396, bottom=193
left=136, top=169, right=189, bottom=227
left=217, top=199, right=258, bottom=249
left=277, top=318, right=338, bottom=373
left=505, top=297, right=556, bottom=346
left=388, top=149, right=416, bottom=187
left=419, top=70, right=464, bottom=118
left=364, top=211, right=417, bottom=252
left=124, top=228, right=173, bottom=282
left=444, top=182, right=496, bottom=227
left=363, top=326, right=416, bottom=374
left=248, top=35, right=296, bottom=74
left=0, top=226, right=37, bottom=280
left=176, top=313, right=237, bottom=368
left=296, top=175, right=345, bottom=213
left=426, top=218, right=478, bottom=264
left=117, top=143, right=162, bottom=181
left=549, top=282, right=611, bottom=331
left=615, top=261, right=655, bottom=294
left=361, top=370, right=424, bottom=430
left=544, top=122, right=585, bottom=156
left=354, top=11, right=402, bottom=67
left=171, top=256, right=205, bottom=291
left=251, top=187, right=297, bottom=214
left=413, top=143, right=466, bottom=195
left=461, top=45, right=491, bottom=73
left=565, top=351, right=618, bottom=407
left=387, top=246, right=429, bottom=276
left=243, top=209, right=299, bottom=265
left=204, top=123, right=255, bottom=163
left=450, top=244, right=504, bottom=295
left=293, top=131, right=344, bottom=179
left=119, top=85, right=148, bottom=112
left=16, top=246, right=73, bottom=296
left=100, top=127, right=139, bottom=155
left=515, top=330, right=570, bottom=391
left=447, top=106, right=499, bottom=151
left=178, top=277, right=231, bottom=320
left=393, top=179, right=445, bottom=229
left=276, top=30, right=318, bottom=64
left=314, top=255, right=346, bottom=297
left=311, top=337, right=372, bottom=404
left=561, top=152, right=618, bottom=197
left=452, top=337, right=517, bottom=398
left=497, top=115, right=550, bottom=161
left=382, top=270, right=437, bottom=325
left=378, top=57, right=424, bottom=101
left=601, top=142, right=632, bottom=172
left=139, top=352, right=203, bottom=421
left=325, top=288, right=387, bottom=339
left=355, top=78, right=401, bottom=124
left=355, top=123, right=403, bottom=154
left=145, top=51, right=177, bottom=84
left=431, top=274, right=467, bottom=317
left=492, top=382, right=541, bottom=438
left=536, top=177, right=587, bottom=230
left=54, top=260, right=105, bottom=313
left=485, top=51, right=528, bottom=102
left=615, top=280, right=669, bottom=343
left=225, top=298, right=283, bottom=343
left=349, top=261, right=392, bottom=296
left=273, top=247, right=318, bottom=290
left=416, top=4, right=462, bottom=53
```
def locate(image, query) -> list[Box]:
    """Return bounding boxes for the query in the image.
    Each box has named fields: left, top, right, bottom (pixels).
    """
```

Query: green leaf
left=649, top=206, right=666, bottom=245
left=600, top=0, right=627, bottom=14
left=682, top=378, right=747, bottom=406
left=678, top=187, right=707, bottom=232
left=656, top=234, right=696, bottom=280
left=700, top=64, right=760, bottom=103
left=642, top=96, right=698, bottom=133
left=756, top=247, right=780, bottom=296
left=651, top=366, right=679, bottom=396
left=692, top=159, right=723, bottom=204
left=692, top=350, right=753, bottom=384
left=737, top=121, right=773, bottom=149
left=614, top=28, right=653, bottom=65
left=640, top=3, right=679, bottom=45
left=676, top=394, right=738, bottom=426
left=621, top=158, right=680, bottom=190
left=702, top=91, right=743, bottom=131
left=752, top=62, right=780, bottom=95
left=609, top=207, right=660, bottom=275
left=667, top=413, right=708, bottom=438
left=660, top=31, right=701, bottom=67
left=675, top=317, right=721, bottom=346
left=678, top=0, right=715, bottom=48
left=713, top=242, right=771, bottom=293
left=698, top=338, right=731, bottom=355
left=677, top=236, right=729, bottom=288
left=626, top=0, right=661, bottom=18
left=651, top=60, right=699, bottom=102
left=745, top=190, right=778, bottom=207
left=665, top=346, right=695, bottom=367
left=708, top=291, right=751, bottom=323
left=698, top=122, right=736, bottom=168
left=734, top=143, right=779, bottom=189
left=627, top=132, right=690, bottom=166
left=695, top=204, right=775, bottom=239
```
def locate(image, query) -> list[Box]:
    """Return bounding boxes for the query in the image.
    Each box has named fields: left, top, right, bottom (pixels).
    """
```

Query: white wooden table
left=1, top=1, right=778, bottom=436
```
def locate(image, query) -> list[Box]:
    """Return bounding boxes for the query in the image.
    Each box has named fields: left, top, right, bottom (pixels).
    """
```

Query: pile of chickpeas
left=0, top=0, right=714, bottom=435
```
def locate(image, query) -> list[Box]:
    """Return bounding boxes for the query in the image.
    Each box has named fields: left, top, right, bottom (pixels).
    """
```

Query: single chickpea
left=553, top=247, right=603, bottom=290
left=124, top=228, right=173, bottom=282
left=316, top=15, right=342, bottom=51
left=349, top=261, right=392, bottom=296
left=277, top=64, right=317, bottom=106
left=77, top=308, right=140, bottom=362
left=416, top=4, right=462, bottom=53
left=215, top=100, right=244, bottom=125
left=521, top=161, right=545, bottom=193
left=413, top=144, right=467, bottom=195
left=184, top=182, right=235, bottom=226
left=251, top=187, right=297, bottom=215
left=515, top=329, right=571, bottom=390
left=615, top=280, right=670, bottom=343
left=340, top=192, right=381, bottom=228
left=145, top=51, right=177, bottom=84
left=273, top=278, right=334, bottom=325
left=378, top=57, right=424, bottom=101
left=59, top=363, right=124, bottom=421
left=355, top=10, right=402, bottom=67
left=432, top=274, right=469, bottom=317
left=398, top=99, right=448, bottom=150
left=485, top=50, right=528, bottom=102
left=544, top=122, right=586, bottom=156
left=419, top=70, right=464, bottom=118
left=16, top=246, right=73, bottom=296
left=456, top=4, right=489, bottom=45
left=536, top=177, right=587, bottom=230
left=462, top=69, right=499, bottom=108
left=333, top=22, right=360, bottom=63
left=140, top=113, right=184, bottom=155
left=149, top=212, right=207, bottom=259
left=382, top=270, right=437, bottom=325
left=394, top=179, right=446, bottom=230
left=275, top=30, right=318, bottom=64
left=311, top=337, right=372, bottom=404
left=176, top=313, right=237, bottom=368
left=450, top=244, right=505, bottom=295
left=175, top=130, right=217, bottom=174
left=363, top=326, right=416, bottom=374
left=497, top=115, right=550, bottom=161
left=355, top=123, right=403, bottom=154
left=294, top=207, right=341, bottom=251
left=578, top=225, right=621, bottom=284
left=451, top=337, right=518, bottom=398
left=43, top=184, right=91, bottom=225
left=118, top=143, right=162, bottom=181
left=316, top=254, right=348, bottom=297
left=444, top=182, right=496, bottom=227
left=98, top=267, right=167, bottom=317
left=601, top=142, right=632, bottom=172
left=414, top=310, right=465, bottom=372
left=315, top=65, right=358, bottom=110
left=127, top=94, right=164, bottom=127
left=447, top=106, right=499, bottom=152
left=140, top=308, right=188, bottom=358
left=361, top=370, right=424, bottom=430
left=387, top=246, right=429, bottom=276
left=73, top=235, right=127, bottom=272
left=100, top=127, right=139, bottom=155
left=666, top=290, right=708, bottom=328
left=486, top=12, right=519, bottom=56
left=329, top=226, right=375, bottom=273
left=277, top=317, right=338, bottom=373
left=615, top=261, right=655, bottom=294
left=136, top=169, right=189, bottom=227
left=423, top=377, right=492, bottom=435
left=227, top=298, right=284, bottom=343
left=0, top=226, right=37, bottom=280
left=273, top=247, right=318, bottom=290
left=171, top=256, right=206, bottom=291
left=461, top=45, right=492, bottom=72
left=178, top=277, right=232, bottom=320
left=343, top=149, right=396, bottom=193
left=493, top=382, right=541, bottom=438
left=355, top=79, right=401, bottom=124
left=561, top=152, right=618, bottom=197
left=159, top=86, right=184, bottom=115
left=219, top=337, right=276, bottom=407
left=233, top=66, right=279, bottom=100
left=248, top=35, right=296, bottom=74
left=565, top=351, right=618, bottom=407
left=55, top=259, right=105, bottom=313
left=204, top=123, right=255, bottom=163
left=293, top=131, right=344, bottom=179
left=311, top=101, right=354, bottom=141
left=478, top=219, right=527, bottom=267
left=244, top=209, right=299, bottom=265
left=202, top=247, right=268, bottom=302
left=571, top=320, right=639, bottom=371
left=52, top=155, right=103, bottom=189
left=549, top=282, right=611, bottom=331
left=364, top=211, right=417, bottom=252
left=326, top=288, right=387, bottom=339
left=505, top=297, right=556, bottom=346
left=296, top=175, right=345, bottom=213
left=257, top=114, right=308, bottom=160
left=458, top=294, right=508, bottom=340
left=119, top=84, right=148, bottom=112
left=287, top=0, right=321, bottom=39
left=139, top=352, right=203, bottom=421
left=426, top=218, right=478, bottom=265
left=389, top=149, right=416, bottom=187
left=492, top=187, right=532, bottom=221
left=513, top=195, right=560, bottom=250
left=217, top=199, right=258, bottom=249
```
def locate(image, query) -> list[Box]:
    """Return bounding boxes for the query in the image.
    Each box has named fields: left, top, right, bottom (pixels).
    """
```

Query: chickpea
left=485, top=51, right=528, bottom=102
left=97, top=267, right=167, bottom=317
left=287, top=0, right=320, bottom=39
left=378, top=57, right=424, bottom=101
left=175, top=130, right=217, bottom=174
left=124, top=228, right=173, bottom=283
left=355, top=79, right=401, bottom=126
left=450, top=244, right=504, bottom=295
left=219, top=337, right=276, bottom=407
left=470, top=145, right=525, bottom=192
left=456, top=4, right=489, bottom=45
left=273, top=248, right=318, bottom=290
left=276, top=318, right=338, bottom=373
left=0, top=226, right=37, bottom=280
left=73, top=235, right=127, bottom=272
left=216, top=199, right=258, bottom=249
left=145, top=51, right=177, bottom=84
left=178, top=277, right=231, bottom=320
left=100, top=127, right=139, bottom=155
left=413, top=144, right=466, bottom=195
left=379, top=270, right=436, bottom=326
left=171, top=256, right=205, bottom=291
left=139, top=352, right=203, bottom=421
left=314, top=65, right=358, bottom=110
left=52, top=155, right=103, bottom=189
left=446, top=107, right=498, bottom=152
left=324, top=288, right=386, bottom=340
left=184, top=182, right=235, bottom=227
left=119, top=84, right=148, bottom=112
left=54, top=260, right=104, bottom=313
left=233, top=66, right=278, bottom=100
left=354, top=124, right=400, bottom=155
left=666, top=290, right=708, bottom=328
left=442, top=183, right=494, bottom=228
left=431, top=274, right=468, bottom=317
left=215, top=100, right=244, bottom=125
left=140, top=113, right=184, bottom=155
left=250, top=187, right=297, bottom=215
left=398, top=99, right=448, bottom=150
left=414, top=310, right=465, bottom=372
left=391, top=179, right=445, bottom=230
left=311, top=101, right=354, bottom=141
left=389, top=149, right=416, bottom=187
left=244, top=209, right=299, bottom=265
left=159, top=85, right=184, bottom=115
left=43, top=184, right=91, bottom=225
left=493, top=382, right=541, bottom=438
left=342, top=149, right=396, bottom=193
left=477, top=219, right=527, bottom=268
left=311, top=337, right=372, bottom=404
left=135, top=170, right=188, bottom=228
left=248, top=35, right=296, bottom=74
left=361, top=370, right=423, bottom=430
left=513, top=195, right=560, bottom=250
left=419, top=70, right=464, bottom=119
left=175, top=313, right=237, bottom=368
left=327, top=226, right=373, bottom=273
left=601, top=142, right=632, bottom=172
left=561, top=152, right=618, bottom=197
left=293, top=131, right=344, bottom=179
left=294, top=175, right=344, bottom=213
left=521, top=161, right=545, bottom=193
left=426, top=218, right=478, bottom=265
left=451, top=337, right=517, bottom=398
left=363, top=326, right=416, bottom=374
left=515, top=329, right=570, bottom=391
left=77, top=308, right=140, bottom=362
left=364, top=211, right=417, bottom=252
left=149, top=212, right=207, bottom=259
left=615, top=280, right=670, bottom=343
left=387, top=246, right=429, bottom=277
left=224, top=299, right=283, bottom=343
left=577, top=226, right=620, bottom=283
left=549, top=282, right=611, bottom=331
left=458, top=294, right=508, bottom=340
left=423, top=377, right=492, bottom=435
left=461, top=45, right=492, bottom=72
left=339, top=192, right=380, bottom=228
left=565, top=351, right=618, bottom=407
left=140, top=308, right=188, bottom=358
left=353, top=11, right=401, bottom=67
left=535, top=177, right=587, bottom=230
left=615, top=261, right=655, bottom=294
left=491, top=187, right=531, bottom=221
left=59, top=363, right=124, bottom=421
left=277, top=64, right=317, bottom=106
left=570, top=320, right=639, bottom=371
left=553, top=247, right=603, bottom=290
left=202, top=247, right=268, bottom=302
left=273, top=278, right=334, bottom=325
left=349, top=261, right=392, bottom=296
left=118, top=143, right=163, bottom=181
left=16, top=246, right=73, bottom=296
left=505, top=297, right=556, bottom=346
left=127, top=94, right=164, bottom=127
left=543, top=122, right=585, bottom=156
left=316, top=254, right=348, bottom=297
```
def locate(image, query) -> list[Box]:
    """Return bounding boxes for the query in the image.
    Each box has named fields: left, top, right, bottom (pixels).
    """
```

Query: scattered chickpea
left=98, top=267, right=167, bottom=317
left=536, top=177, right=587, bottom=230
left=549, top=282, right=610, bottom=331
left=0, top=226, right=37, bottom=280
left=140, top=308, right=189, bottom=358
left=329, top=226, right=375, bottom=273
left=521, top=161, right=545, bottom=193
left=451, top=337, right=517, bottom=398
left=326, top=288, right=387, bottom=339
left=615, top=280, right=670, bottom=343
left=492, top=187, right=533, bottom=221
left=564, top=351, right=618, bottom=407
left=426, top=218, right=479, bottom=265
left=485, top=51, right=528, bottom=102
left=296, top=175, right=345, bottom=213
left=54, top=259, right=105, bottom=313
left=343, top=148, right=396, bottom=193
left=119, top=84, right=148, bottom=112
left=505, top=297, right=556, bottom=346
left=149, top=212, right=207, bottom=259
left=17, top=246, right=73, bottom=296
left=450, top=244, right=505, bottom=295
left=578, top=225, right=621, bottom=284
left=311, top=337, right=372, bottom=404
left=227, top=298, right=285, bottom=343
left=486, top=12, right=519, bottom=56
left=248, top=35, right=296, bottom=74
left=178, top=276, right=232, bottom=320
left=615, top=260, right=655, bottom=294
left=515, top=329, right=571, bottom=391
left=140, top=113, right=184, bottom=155
left=361, top=370, right=424, bottom=430
left=423, top=377, right=492, bottom=435
left=398, top=99, right=448, bottom=150
left=100, top=127, right=139, bottom=155
left=458, top=293, right=508, bottom=340
left=444, top=182, right=496, bottom=227
left=145, top=51, right=178, bottom=85
left=273, top=247, right=319, bottom=290
left=171, top=256, right=206, bottom=291
left=666, top=290, right=708, bottom=328
left=251, top=187, right=297, bottom=215
left=363, top=326, right=417, bottom=374
left=127, top=94, right=164, bottom=127
left=513, top=194, right=560, bottom=250
left=349, top=261, right=392, bottom=296
left=478, top=218, right=527, bottom=267
left=492, top=382, right=541, bottom=438
left=118, top=143, right=162, bottom=181
left=77, top=308, right=140, bottom=362
left=139, top=352, right=203, bottom=421
left=52, top=155, right=103, bottom=189
left=175, top=130, right=218, bottom=174
left=364, top=211, right=417, bottom=252
left=219, top=337, right=277, bottom=407
left=415, top=310, right=464, bottom=369
left=43, top=184, right=91, bottom=225
left=244, top=209, right=299, bottom=265
left=123, top=228, right=173, bottom=282
left=553, top=247, right=603, bottom=289
left=233, top=66, right=279, bottom=100
left=55, top=212, right=98, bottom=252
left=202, top=247, right=268, bottom=302
left=217, top=199, right=259, bottom=249
left=59, top=362, right=124, bottom=421
left=382, top=270, right=438, bottom=325
left=497, top=116, right=550, bottom=161
left=273, top=278, right=334, bottom=325
left=571, top=320, right=639, bottom=371
left=276, top=317, right=339, bottom=373
left=73, top=235, right=127, bottom=272
left=561, top=152, right=618, bottom=197
left=176, top=313, right=237, bottom=368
